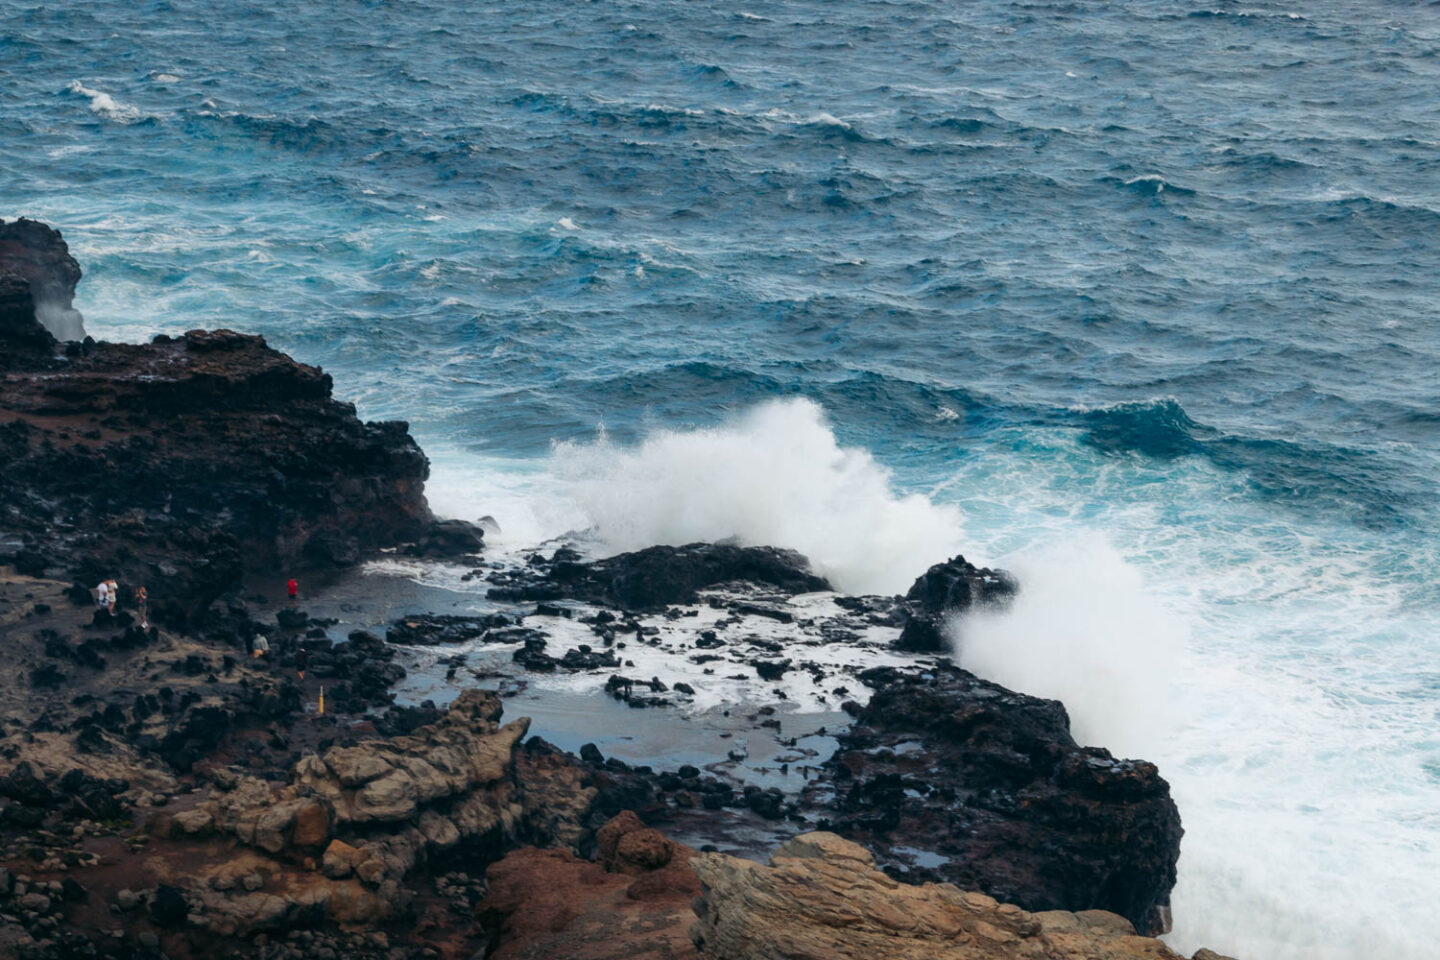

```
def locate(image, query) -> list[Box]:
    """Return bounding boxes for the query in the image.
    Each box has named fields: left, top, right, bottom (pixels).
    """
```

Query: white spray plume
left=549, top=397, right=969, bottom=595
left=952, top=532, right=1185, bottom=758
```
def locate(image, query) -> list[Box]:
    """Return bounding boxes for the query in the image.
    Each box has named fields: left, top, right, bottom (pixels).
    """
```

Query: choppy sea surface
left=4, top=1, right=1439, bottom=956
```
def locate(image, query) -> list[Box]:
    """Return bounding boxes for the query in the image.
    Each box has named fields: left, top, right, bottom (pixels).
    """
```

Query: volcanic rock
left=477, top=811, right=700, bottom=960
left=894, top=554, right=1017, bottom=652
left=0, top=217, right=84, bottom=341
left=0, top=323, right=433, bottom=616
left=805, top=664, right=1181, bottom=935
left=490, top=542, right=831, bottom=610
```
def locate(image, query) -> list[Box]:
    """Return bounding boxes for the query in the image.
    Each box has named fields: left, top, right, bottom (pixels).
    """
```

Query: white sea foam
left=547, top=398, right=970, bottom=595
left=66, top=80, right=141, bottom=122
left=557, top=217, right=579, bottom=231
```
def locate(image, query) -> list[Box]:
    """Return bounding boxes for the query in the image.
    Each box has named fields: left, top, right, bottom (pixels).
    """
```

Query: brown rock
left=479, top=845, right=698, bottom=960
left=321, top=840, right=363, bottom=879
left=289, top=798, right=331, bottom=848
left=689, top=832, right=1224, bottom=960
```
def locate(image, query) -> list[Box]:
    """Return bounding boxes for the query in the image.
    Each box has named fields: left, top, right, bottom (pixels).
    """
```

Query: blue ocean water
left=3, top=1, right=1438, bottom=956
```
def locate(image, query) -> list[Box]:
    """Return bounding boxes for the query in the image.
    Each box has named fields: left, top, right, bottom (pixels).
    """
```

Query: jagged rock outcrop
left=141, top=690, right=554, bottom=938
left=0, top=218, right=84, bottom=341
left=489, top=542, right=832, bottom=609
left=805, top=664, right=1182, bottom=935
left=288, top=689, right=528, bottom=881
left=0, top=324, right=434, bottom=616
left=690, top=832, right=1227, bottom=960
left=894, top=553, right=1016, bottom=652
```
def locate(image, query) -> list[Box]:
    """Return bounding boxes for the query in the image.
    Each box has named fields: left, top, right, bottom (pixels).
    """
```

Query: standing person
left=136, top=585, right=149, bottom=629
left=105, top=579, right=118, bottom=615
left=295, top=647, right=308, bottom=681
left=95, top=580, right=109, bottom=610
left=287, top=577, right=298, bottom=603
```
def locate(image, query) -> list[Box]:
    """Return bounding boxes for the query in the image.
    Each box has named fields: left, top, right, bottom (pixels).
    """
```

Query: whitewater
left=5, top=0, right=1439, bottom=956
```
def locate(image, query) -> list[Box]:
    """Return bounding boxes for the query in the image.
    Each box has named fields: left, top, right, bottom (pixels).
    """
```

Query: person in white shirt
left=95, top=580, right=109, bottom=609
left=252, top=634, right=270, bottom=658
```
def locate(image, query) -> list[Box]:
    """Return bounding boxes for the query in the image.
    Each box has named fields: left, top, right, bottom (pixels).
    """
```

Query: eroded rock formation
left=690, top=831, right=1228, bottom=960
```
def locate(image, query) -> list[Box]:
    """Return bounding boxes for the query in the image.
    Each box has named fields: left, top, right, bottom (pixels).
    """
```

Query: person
left=95, top=580, right=109, bottom=610
left=136, top=585, right=149, bottom=629
left=287, top=578, right=298, bottom=603
left=105, top=579, right=118, bottom=615
left=295, top=647, right=309, bottom=681
left=252, top=634, right=270, bottom=658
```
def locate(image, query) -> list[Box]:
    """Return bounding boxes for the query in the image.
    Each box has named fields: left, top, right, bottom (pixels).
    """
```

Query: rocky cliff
left=0, top=220, right=463, bottom=618
left=806, top=664, right=1182, bottom=935
left=0, top=328, right=436, bottom=617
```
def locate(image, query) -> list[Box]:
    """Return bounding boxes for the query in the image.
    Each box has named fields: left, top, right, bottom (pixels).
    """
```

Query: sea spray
left=548, top=398, right=969, bottom=595
left=951, top=532, right=1186, bottom=759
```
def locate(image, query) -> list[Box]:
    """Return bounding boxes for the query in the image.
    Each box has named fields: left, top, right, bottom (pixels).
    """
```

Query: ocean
left=3, top=1, right=1438, bottom=956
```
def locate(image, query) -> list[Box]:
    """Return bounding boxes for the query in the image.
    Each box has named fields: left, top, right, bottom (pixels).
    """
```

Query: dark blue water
left=4, top=2, right=1438, bottom=956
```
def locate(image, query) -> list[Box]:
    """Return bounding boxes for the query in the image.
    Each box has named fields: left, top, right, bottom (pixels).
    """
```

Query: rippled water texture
left=3, top=2, right=1438, bottom=957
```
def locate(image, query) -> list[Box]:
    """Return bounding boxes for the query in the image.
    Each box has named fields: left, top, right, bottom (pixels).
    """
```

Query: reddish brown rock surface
left=479, top=812, right=701, bottom=960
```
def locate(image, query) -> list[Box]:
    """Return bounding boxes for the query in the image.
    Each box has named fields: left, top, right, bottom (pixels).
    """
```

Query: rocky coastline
left=0, top=221, right=1232, bottom=960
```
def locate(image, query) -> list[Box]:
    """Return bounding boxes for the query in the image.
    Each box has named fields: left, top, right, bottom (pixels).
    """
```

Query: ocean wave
left=1078, top=397, right=1204, bottom=459
left=1105, top=173, right=1199, bottom=198
left=65, top=80, right=143, bottom=123
left=1073, top=398, right=1421, bottom=527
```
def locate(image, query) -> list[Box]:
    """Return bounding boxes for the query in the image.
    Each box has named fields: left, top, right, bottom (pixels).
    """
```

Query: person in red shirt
left=287, top=578, right=298, bottom=603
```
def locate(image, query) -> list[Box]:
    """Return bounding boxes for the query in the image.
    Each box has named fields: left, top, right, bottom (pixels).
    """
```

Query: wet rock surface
left=488, top=542, right=831, bottom=610
left=804, top=663, right=1182, bottom=935
left=893, top=554, right=1017, bottom=652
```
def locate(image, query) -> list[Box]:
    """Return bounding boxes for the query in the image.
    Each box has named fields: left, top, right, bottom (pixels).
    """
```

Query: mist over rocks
left=894, top=553, right=1018, bottom=653
left=0, top=218, right=85, bottom=342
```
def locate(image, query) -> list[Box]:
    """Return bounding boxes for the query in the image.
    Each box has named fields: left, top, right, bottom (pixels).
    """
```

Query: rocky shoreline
left=0, top=220, right=1232, bottom=960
